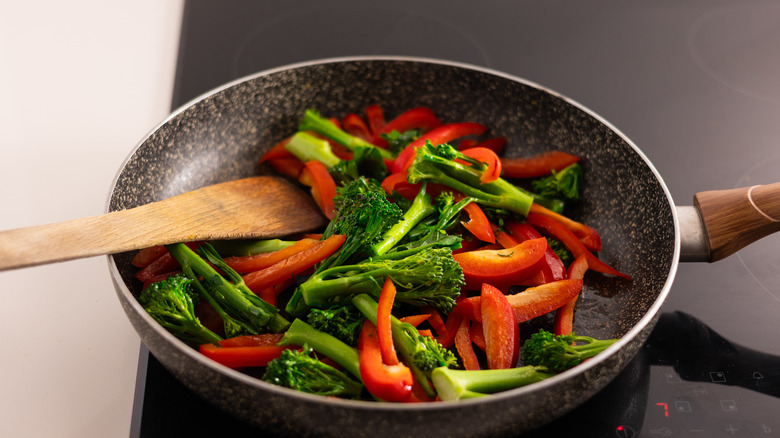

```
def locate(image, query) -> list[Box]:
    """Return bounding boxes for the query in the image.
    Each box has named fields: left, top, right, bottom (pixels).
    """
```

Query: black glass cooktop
left=131, top=1, right=780, bottom=436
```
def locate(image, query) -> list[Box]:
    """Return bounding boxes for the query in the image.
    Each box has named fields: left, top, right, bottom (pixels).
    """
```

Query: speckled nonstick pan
left=107, top=57, right=780, bottom=437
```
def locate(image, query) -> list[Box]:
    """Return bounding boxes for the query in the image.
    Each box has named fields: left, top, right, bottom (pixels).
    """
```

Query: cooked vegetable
left=278, top=318, right=362, bottom=381
left=431, top=365, right=553, bottom=401
left=137, top=273, right=223, bottom=346
left=521, top=329, right=618, bottom=372
left=532, top=162, right=583, bottom=204
left=358, top=319, right=414, bottom=402
left=166, top=242, right=290, bottom=335
left=307, top=303, right=366, bottom=347
left=298, top=109, right=393, bottom=159
left=406, top=142, right=535, bottom=217
left=263, top=346, right=364, bottom=399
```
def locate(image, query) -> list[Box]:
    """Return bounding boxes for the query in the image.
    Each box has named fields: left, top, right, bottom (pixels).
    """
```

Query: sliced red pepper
left=554, top=255, right=589, bottom=335
left=453, top=237, right=548, bottom=290
left=257, top=276, right=297, bottom=308
left=341, top=113, right=373, bottom=142
left=392, top=122, right=487, bottom=174
left=381, top=171, right=422, bottom=201
left=506, top=278, right=584, bottom=324
left=132, top=245, right=167, bottom=268
left=199, top=343, right=294, bottom=369
left=461, top=202, right=496, bottom=244
left=364, top=104, right=386, bottom=138
left=471, top=137, right=507, bottom=154
left=299, top=160, right=337, bottom=220
left=469, top=321, right=486, bottom=351
left=458, top=139, right=477, bottom=150
left=377, top=278, right=400, bottom=366
left=135, top=241, right=200, bottom=283
left=529, top=203, right=602, bottom=252
left=501, top=150, right=581, bottom=178
left=258, top=137, right=294, bottom=163
left=435, top=310, right=462, bottom=349
left=358, top=320, right=414, bottom=402
left=243, top=234, right=346, bottom=292
left=224, top=238, right=320, bottom=274
left=460, top=147, right=502, bottom=184
left=454, top=318, right=480, bottom=371
left=481, top=283, right=519, bottom=369
left=526, top=213, right=630, bottom=279
left=504, top=221, right=567, bottom=284
left=268, top=156, right=304, bottom=179
left=398, top=314, right=431, bottom=327
left=371, top=107, right=442, bottom=147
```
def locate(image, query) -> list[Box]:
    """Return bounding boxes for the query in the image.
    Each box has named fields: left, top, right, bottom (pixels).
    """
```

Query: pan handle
left=682, top=182, right=780, bottom=262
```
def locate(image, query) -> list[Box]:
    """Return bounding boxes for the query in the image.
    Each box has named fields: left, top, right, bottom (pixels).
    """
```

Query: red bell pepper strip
left=223, top=238, right=320, bottom=274
left=371, top=107, right=442, bottom=147
left=460, top=147, right=502, bottom=184
left=528, top=203, right=602, bottom=252
left=454, top=318, right=481, bottom=371
left=135, top=241, right=201, bottom=283
left=469, top=321, right=486, bottom=351
left=257, top=276, right=297, bottom=307
left=268, top=156, right=304, bottom=179
left=364, top=104, right=386, bottom=137
left=500, top=150, right=581, bottom=178
left=392, top=122, right=487, bottom=173
left=460, top=202, right=496, bottom=244
left=243, top=234, right=346, bottom=293
left=504, top=221, right=567, bottom=283
left=341, top=113, right=373, bottom=142
left=259, top=137, right=294, bottom=163
left=526, top=213, right=630, bottom=279
left=358, top=320, right=414, bottom=402
left=199, top=343, right=295, bottom=369
left=132, top=245, right=167, bottom=268
left=481, top=283, right=520, bottom=369
left=472, top=137, right=507, bottom=154
left=377, top=278, right=400, bottom=366
left=506, top=278, right=584, bottom=324
left=554, top=255, right=589, bottom=335
left=436, top=310, right=463, bottom=349
left=398, top=314, right=431, bottom=327
left=299, top=160, right=337, bottom=220
left=381, top=171, right=421, bottom=201
left=453, top=237, right=548, bottom=290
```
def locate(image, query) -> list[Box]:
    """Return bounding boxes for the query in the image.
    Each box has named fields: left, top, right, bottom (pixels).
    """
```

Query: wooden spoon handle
left=0, top=176, right=327, bottom=271
left=693, top=182, right=780, bottom=262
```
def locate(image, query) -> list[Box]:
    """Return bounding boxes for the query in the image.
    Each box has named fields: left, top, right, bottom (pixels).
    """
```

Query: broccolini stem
left=372, top=183, right=436, bottom=256
left=299, top=109, right=393, bottom=159
left=431, top=366, right=553, bottom=401
left=284, top=131, right=342, bottom=169
left=279, top=319, right=362, bottom=381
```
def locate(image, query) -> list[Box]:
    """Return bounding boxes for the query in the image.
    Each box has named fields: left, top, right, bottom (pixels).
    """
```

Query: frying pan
left=108, top=57, right=779, bottom=437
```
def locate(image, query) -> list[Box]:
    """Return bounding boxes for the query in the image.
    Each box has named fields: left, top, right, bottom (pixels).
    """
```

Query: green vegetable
left=381, top=129, right=420, bottom=156
left=209, top=238, right=295, bottom=257
left=284, top=131, right=388, bottom=184
left=372, top=182, right=437, bottom=256
left=297, top=246, right=464, bottom=314
left=546, top=237, right=573, bottom=266
left=521, top=329, right=618, bottom=372
left=307, top=303, right=366, bottom=347
left=284, top=131, right=342, bottom=169
left=278, top=318, right=362, bottom=381
left=166, top=243, right=290, bottom=335
left=298, top=109, right=393, bottom=159
left=351, top=293, right=458, bottom=398
left=532, top=163, right=583, bottom=204
left=263, top=347, right=364, bottom=399
left=431, top=365, right=553, bottom=401
left=407, top=142, right=535, bottom=217
left=138, top=274, right=223, bottom=346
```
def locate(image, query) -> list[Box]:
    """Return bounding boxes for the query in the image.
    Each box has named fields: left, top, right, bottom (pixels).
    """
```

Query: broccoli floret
left=407, top=142, right=535, bottom=217
left=166, top=243, right=290, bottom=335
left=297, top=246, right=464, bottom=314
left=371, top=182, right=437, bottom=256
left=307, top=303, right=366, bottom=347
left=278, top=319, right=362, bottom=381
left=138, top=274, right=223, bottom=346
left=381, top=129, right=420, bottom=156
left=431, top=365, right=553, bottom=401
left=263, top=347, right=364, bottom=399
left=298, top=109, right=393, bottom=159
left=532, top=163, right=583, bottom=204
left=546, top=236, right=573, bottom=266
left=521, top=329, right=618, bottom=372
left=351, top=293, right=458, bottom=398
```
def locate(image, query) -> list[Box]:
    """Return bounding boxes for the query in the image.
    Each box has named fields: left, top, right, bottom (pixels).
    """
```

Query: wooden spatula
left=0, top=176, right=328, bottom=271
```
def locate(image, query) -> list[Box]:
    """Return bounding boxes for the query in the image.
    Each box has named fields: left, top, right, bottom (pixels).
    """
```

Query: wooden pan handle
left=693, top=182, right=780, bottom=262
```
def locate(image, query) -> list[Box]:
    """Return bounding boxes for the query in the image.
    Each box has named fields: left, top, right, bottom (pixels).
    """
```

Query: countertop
left=0, top=2, right=183, bottom=437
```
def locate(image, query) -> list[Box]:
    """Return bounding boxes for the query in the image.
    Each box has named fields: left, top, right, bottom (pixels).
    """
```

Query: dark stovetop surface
left=133, top=1, right=780, bottom=436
